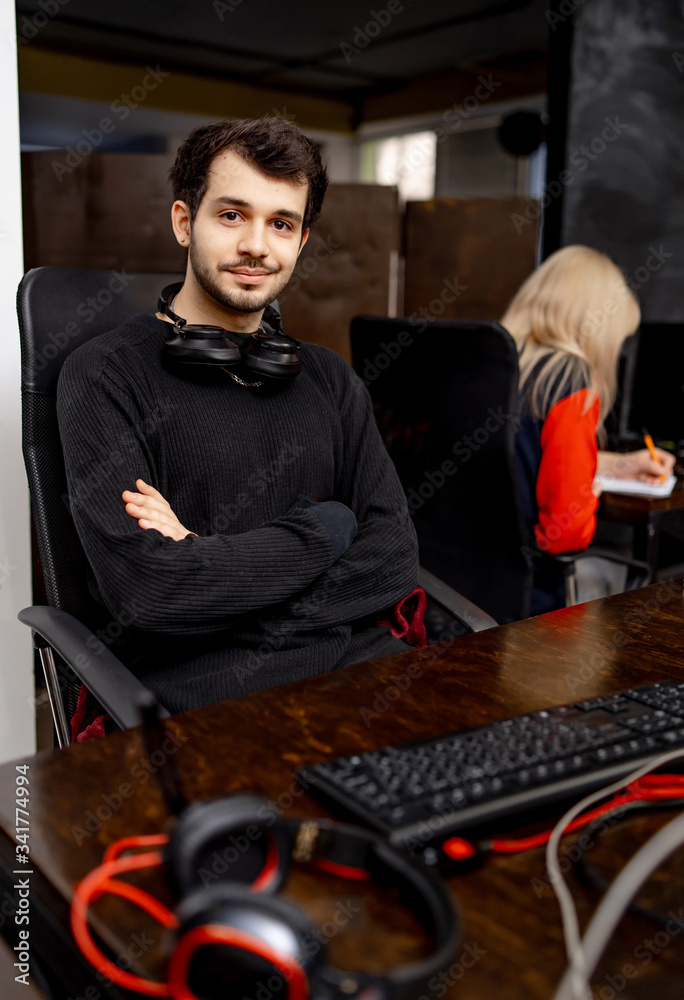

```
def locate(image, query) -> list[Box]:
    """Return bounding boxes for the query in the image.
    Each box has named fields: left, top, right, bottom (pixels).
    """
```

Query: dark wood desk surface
left=2, top=582, right=684, bottom=999
left=601, top=475, right=684, bottom=521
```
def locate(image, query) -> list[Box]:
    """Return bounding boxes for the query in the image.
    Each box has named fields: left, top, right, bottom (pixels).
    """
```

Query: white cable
left=546, top=747, right=684, bottom=1000
left=553, top=809, right=684, bottom=1000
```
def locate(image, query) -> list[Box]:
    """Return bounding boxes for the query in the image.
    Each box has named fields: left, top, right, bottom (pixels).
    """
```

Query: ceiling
left=16, top=0, right=550, bottom=111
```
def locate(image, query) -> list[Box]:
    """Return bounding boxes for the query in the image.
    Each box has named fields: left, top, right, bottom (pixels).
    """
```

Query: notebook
left=595, top=474, right=677, bottom=498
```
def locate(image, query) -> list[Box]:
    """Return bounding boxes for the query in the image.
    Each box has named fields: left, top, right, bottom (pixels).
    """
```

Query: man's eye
left=273, top=220, right=292, bottom=231
left=222, top=211, right=240, bottom=221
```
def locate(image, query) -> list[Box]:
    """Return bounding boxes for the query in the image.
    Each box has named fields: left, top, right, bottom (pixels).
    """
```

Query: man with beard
left=57, top=118, right=419, bottom=715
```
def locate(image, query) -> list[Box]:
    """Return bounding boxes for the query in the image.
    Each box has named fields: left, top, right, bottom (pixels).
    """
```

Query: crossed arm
left=122, top=479, right=195, bottom=539
left=123, top=450, right=677, bottom=543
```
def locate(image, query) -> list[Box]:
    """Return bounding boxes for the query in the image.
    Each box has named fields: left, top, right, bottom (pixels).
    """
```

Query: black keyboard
left=298, top=681, right=684, bottom=847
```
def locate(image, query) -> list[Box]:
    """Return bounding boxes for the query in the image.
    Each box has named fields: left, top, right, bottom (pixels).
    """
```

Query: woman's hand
left=597, top=448, right=675, bottom=483
left=121, top=479, right=196, bottom=540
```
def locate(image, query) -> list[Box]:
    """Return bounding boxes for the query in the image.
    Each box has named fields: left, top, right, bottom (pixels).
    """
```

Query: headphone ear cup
left=164, top=328, right=242, bottom=367
left=166, top=795, right=293, bottom=897
left=169, top=885, right=321, bottom=1000
left=241, top=332, right=302, bottom=380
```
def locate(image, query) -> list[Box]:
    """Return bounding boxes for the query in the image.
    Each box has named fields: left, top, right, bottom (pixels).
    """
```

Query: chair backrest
left=604, top=329, right=641, bottom=448
left=18, top=267, right=181, bottom=626
left=350, top=316, right=531, bottom=623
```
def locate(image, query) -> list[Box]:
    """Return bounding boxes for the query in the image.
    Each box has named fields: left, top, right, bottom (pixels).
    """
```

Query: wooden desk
left=1, top=582, right=684, bottom=999
left=600, top=476, right=684, bottom=576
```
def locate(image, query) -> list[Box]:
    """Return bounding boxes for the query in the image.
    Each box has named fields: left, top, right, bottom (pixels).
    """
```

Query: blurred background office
left=3, top=0, right=684, bottom=759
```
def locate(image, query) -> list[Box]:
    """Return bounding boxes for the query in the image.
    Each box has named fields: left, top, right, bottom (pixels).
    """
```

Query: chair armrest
left=18, top=605, right=169, bottom=729
left=418, top=567, right=498, bottom=632
left=553, top=549, right=651, bottom=577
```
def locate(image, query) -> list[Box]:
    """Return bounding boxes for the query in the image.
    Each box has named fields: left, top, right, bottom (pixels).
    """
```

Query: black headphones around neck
left=72, top=792, right=462, bottom=1000
left=158, top=282, right=303, bottom=384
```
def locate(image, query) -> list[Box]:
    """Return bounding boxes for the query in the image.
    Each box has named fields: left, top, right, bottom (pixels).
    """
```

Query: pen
left=642, top=427, right=666, bottom=482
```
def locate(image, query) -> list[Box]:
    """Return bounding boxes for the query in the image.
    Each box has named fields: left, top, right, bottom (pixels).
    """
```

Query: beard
left=188, top=240, right=293, bottom=315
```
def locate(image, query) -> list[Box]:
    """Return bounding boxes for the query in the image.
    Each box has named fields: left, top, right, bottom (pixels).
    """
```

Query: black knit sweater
left=57, top=314, right=418, bottom=713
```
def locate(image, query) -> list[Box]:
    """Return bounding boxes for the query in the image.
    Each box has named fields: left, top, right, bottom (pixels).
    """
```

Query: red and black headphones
left=158, top=282, right=302, bottom=383
left=71, top=793, right=462, bottom=1000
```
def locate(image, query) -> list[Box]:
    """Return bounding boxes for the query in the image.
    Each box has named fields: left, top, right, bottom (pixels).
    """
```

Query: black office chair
left=605, top=329, right=641, bottom=449
left=17, top=268, right=496, bottom=747
left=350, top=316, right=651, bottom=623
left=352, top=316, right=531, bottom=623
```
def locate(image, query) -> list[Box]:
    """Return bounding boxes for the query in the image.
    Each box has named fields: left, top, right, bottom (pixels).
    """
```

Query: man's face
left=185, top=150, right=309, bottom=316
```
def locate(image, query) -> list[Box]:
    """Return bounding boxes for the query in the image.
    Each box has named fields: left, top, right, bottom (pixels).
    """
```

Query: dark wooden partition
left=21, top=156, right=400, bottom=359
left=279, top=183, right=400, bottom=361
left=22, top=151, right=185, bottom=274
left=403, top=197, right=539, bottom=323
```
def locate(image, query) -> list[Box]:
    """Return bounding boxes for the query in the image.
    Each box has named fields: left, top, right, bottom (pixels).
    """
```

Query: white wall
left=0, top=9, right=35, bottom=762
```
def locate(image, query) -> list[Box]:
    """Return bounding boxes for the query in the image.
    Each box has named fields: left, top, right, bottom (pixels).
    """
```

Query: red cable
left=73, top=831, right=315, bottom=999
left=311, top=858, right=371, bottom=880
left=77, top=781, right=684, bottom=995
left=71, top=842, right=177, bottom=997
left=486, top=774, right=684, bottom=853
left=103, top=833, right=169, bottom=864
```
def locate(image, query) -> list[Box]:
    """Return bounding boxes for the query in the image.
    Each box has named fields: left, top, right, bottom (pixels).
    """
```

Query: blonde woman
left=501, top=245, right=673, bottom=613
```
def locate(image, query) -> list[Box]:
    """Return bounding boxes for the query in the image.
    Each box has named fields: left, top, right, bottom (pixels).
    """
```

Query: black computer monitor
left=619, top=323, right=684, bottom=447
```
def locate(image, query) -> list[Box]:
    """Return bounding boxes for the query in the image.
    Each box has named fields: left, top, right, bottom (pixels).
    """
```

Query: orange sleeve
left=534, top=388, right=600, bottom=555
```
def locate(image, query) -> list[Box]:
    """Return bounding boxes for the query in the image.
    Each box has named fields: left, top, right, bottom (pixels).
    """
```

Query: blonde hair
left=500, top=245, right=640, bottom=430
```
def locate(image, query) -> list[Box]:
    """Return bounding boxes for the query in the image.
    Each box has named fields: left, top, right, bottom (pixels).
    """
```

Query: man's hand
left=597, top=448, right=676, bottom=483
left=122, top=479, right=196, bottom=541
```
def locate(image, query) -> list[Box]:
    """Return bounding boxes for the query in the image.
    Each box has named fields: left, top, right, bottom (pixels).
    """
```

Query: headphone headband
left=157, top=283, right=301, bottom=381
left=157, top=282, right=188, bottom=328
left=283, top=816, right=460, bottom=999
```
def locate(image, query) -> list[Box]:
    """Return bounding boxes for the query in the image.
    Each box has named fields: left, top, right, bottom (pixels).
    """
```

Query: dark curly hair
left=169, top=117, right=328, bottom=232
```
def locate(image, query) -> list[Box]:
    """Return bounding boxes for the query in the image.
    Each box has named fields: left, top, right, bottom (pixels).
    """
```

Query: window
left=361, top=131, right=437, bottom=201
